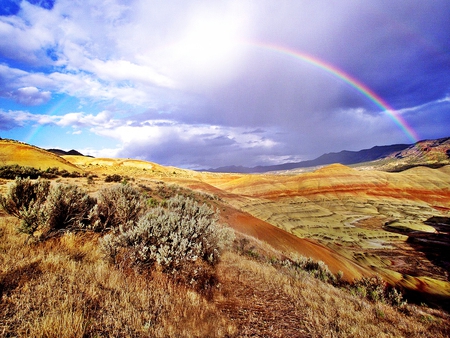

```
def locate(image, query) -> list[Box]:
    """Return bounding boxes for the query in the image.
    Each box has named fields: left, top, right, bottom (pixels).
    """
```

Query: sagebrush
left=1, top=180, right=234, bottom=283
left=100, top=195, right=234, bottom=272
left=91, top=184, right=144, bottom=232
left=42, top=183, right=97, bottom=237
left=0, top=177, right=49, bottom=236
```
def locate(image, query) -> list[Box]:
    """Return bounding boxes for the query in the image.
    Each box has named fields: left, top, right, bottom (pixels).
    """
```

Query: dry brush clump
left=0, top=178, right=96, bottom=239
left=91, top=183, right=145, bottom=232
left=1, top=179, right=234, bottom=290
left=42, top=183, right=97, bottom=237
left=350, top=275, right=406, bottom=307
left=100, top=195, right=234, bottom=291
left=0, top=177, right=50, bottom=237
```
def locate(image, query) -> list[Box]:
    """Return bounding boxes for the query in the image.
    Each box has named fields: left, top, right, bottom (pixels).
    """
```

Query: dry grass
left=1, top=211, right=450, bottom=337
left=217, top=250, right=450, bottom=337
left=0, top=215, right=234, bottom=337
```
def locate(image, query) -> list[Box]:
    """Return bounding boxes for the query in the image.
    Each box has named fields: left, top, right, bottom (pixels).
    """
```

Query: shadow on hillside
left=405, top=217, right=450, bottom=281
left=387, top=217, right=450, bottom=311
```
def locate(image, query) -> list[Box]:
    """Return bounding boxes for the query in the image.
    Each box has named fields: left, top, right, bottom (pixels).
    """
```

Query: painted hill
left=199, top=162, right=450, bottom=307
left=0, top=139, right=82, bottom=173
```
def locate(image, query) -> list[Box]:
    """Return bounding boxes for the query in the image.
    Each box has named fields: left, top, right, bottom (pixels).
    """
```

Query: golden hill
left=0, top=139, right=81, bottom=173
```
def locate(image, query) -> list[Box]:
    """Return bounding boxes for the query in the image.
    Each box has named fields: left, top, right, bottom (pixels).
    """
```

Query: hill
left=1, top=139, right=450, bottom=335
left=206, top=143, right=411, bottom=173
left=46, top=148, right=88, bottom=157
left=0, top=139, right=82, bottom=173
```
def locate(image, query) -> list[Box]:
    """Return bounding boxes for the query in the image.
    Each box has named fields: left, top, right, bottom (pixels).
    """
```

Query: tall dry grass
left=0, top=215, right=235, bottom=337
left=1, top=210, right=450, bottom=337
left=216, top=249, right=450, bottom=337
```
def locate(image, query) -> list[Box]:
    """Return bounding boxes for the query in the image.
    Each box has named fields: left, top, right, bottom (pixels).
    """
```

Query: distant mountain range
left=46, top=149, right=90, bottom=157
left=204, top=137, right=450, bottom=173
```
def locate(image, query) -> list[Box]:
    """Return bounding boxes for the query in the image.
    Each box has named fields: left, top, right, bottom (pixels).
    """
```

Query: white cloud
left=13, top=87, right=51, bottom=105
left=89, top=59, right=176, bottom=88
left=0, top=0, right=253, bottom=107
left=0, top=63, right=174, bottom=107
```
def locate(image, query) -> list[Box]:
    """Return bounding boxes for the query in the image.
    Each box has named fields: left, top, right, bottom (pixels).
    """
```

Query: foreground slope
left=2, top=214, right=449, bottom=337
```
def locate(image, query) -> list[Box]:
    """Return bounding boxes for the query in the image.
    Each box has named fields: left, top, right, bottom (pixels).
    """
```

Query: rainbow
left=246, top=42, right=420, bottom=143
left=24, top=94, right=72, bottom=144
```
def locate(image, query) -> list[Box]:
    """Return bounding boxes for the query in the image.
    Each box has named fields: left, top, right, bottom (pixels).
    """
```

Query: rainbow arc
left=245, top=41, right=419, bottom=144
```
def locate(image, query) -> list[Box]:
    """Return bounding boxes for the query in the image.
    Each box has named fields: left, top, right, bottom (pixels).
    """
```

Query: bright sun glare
left=165, top=11, right=247, bottom=87
left=181, top=18, right=239, bottom=67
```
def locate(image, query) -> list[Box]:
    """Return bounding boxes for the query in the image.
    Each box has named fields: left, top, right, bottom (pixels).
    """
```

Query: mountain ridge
left=204, top=143, right=411, bottom=173
left=204, top=137, right=450, bottom=173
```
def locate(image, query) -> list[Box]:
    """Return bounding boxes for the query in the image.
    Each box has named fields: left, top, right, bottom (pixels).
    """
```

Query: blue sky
left=0, top=0, right=449, bottom=169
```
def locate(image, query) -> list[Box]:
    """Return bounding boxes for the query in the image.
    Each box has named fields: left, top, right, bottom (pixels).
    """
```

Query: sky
left=0, top=0, right=449, bottom=169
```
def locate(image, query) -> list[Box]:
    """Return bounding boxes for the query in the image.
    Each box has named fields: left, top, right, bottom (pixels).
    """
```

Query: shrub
left=0, top=165, right=43, bottom=179
left=92, top=184, right=144, bottom=232
left=105, top=174, right=122, bottom=183
left=0, top=177, right=50, bottom=236
left=351, top=275, right=406, bottom=307
left=40, top=184, right=97, bottom=238
left=100, top=195, right=234, bottom=273
left=291, top=255, right=337, bottom=283
left=0, top=165, right=82, bottom=180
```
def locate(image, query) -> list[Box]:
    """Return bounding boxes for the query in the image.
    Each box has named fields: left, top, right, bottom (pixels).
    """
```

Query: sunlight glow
left=166, top=10, right=248, bottom=87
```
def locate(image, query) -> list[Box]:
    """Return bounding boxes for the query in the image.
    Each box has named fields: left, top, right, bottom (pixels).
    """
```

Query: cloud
left=1, top=1, right=450, bottom=168
left=0, top=110, right=23, bottom=130
left=12, top=86, right=51, bottom=105
left=89, top=59, right=176, bottom=89
left=2, top=92, right=450, bottom=168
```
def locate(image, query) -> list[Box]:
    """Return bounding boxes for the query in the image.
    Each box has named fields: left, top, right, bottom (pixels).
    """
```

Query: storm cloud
left=0, top=0, right=449, bottom=169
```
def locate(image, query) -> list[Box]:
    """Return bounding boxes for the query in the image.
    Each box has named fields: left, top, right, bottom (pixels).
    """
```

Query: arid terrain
left=1, top=138, right=450, bottom=336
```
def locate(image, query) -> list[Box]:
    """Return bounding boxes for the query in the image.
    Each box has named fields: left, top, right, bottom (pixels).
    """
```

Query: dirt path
left=215, top=255, right=311, bottom=337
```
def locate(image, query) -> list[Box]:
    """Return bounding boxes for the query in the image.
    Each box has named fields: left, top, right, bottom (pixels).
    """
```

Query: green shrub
left=0, top=165, right=82, bottom=180
left=92, top=184, right=144, bottom=232
left=291, top=255, right=337, bottom=283
left=100, top=195, right=234, bottom=272
left=0, top=177, right=50, bottom=236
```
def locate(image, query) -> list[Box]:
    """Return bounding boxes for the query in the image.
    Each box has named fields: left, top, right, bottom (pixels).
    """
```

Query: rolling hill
left=0, top=139, right=82, bottom=173
left=1, top=137, right=450, bottom=334
left=2, top=138, right=449, bottom=293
